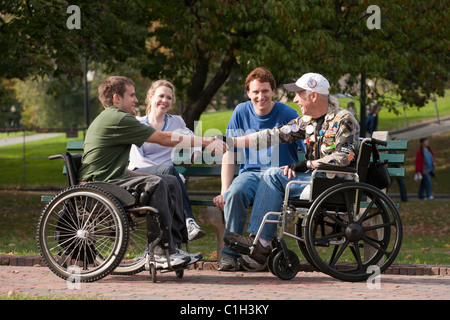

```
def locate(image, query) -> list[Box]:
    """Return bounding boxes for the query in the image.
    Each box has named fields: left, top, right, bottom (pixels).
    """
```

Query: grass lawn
left=0, top=190, right=448, bottom=266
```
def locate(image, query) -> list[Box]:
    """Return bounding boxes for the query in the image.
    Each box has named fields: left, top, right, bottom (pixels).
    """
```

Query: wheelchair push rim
left=111, top=210, right=148, bottom=275
left=37, top=185, right=129, bottom=282
left=304, top=182, right=403, bottom=282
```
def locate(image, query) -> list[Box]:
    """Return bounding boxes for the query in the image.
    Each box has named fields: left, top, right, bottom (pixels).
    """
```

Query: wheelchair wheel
left=295, top=218, right=320, bottom=271
left=267, top=247, right=280, bottom=275
left=176, top=269, right=184, bottom=279
left=112, top=211, right=147, bottom=275
left=272, top=249, right=300, bottom=280
left=304, top=182, right=402, bottom=282
left=37, top=185, right=129, bottom=282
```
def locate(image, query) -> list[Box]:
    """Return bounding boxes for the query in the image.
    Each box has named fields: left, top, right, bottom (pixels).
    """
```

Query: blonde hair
left=145, top=80, right=176, bottom=114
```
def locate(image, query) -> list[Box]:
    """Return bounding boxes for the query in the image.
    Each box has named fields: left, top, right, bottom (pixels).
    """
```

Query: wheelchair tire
left=150, top=264, right=157, bottom=283
left=267, top=247, right=280, bottom=276
left=37, top=185, right=129, bottom=282
left=295, top=218, right=320, bottom=271
left=111, top=211, right=147, bottom=275
left=272, top=249, right=299, bottom=280
left=304, top=182, right=402, bottom=282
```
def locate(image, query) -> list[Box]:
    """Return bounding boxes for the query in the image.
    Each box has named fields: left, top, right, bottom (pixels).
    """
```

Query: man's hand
left=281, top=166, right=297, bottom=179
left=213, top=194, right=225, bottom=211
left=288, top=160, right=308, bottom=172
left=204, top=137, right=228, bottom=155
left=126, top=169, right=149, bottom=177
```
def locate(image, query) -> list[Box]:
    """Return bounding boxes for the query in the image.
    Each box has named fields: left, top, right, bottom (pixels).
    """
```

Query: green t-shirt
left=78, top=106, right=156, bottom=182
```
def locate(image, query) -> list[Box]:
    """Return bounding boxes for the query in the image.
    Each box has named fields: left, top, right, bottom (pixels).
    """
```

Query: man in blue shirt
left=213, top=67, right=302, bottom=271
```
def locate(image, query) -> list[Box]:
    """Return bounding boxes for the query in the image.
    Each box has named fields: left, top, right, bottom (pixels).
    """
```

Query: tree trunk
left=182, top=46, right=237, bottom=131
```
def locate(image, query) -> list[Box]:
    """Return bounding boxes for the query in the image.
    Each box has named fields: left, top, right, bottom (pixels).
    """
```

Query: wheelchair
left=229, top=138, right=403, bottom=282
left=36, top=152, right=188, bottom=283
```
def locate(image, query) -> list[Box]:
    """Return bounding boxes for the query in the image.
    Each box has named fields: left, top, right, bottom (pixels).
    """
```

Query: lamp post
left=84, top=57, right=95, bottom=129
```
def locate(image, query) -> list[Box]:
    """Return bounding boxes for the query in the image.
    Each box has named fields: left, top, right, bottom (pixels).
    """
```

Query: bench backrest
left=65, top=138, right=407, bottom=181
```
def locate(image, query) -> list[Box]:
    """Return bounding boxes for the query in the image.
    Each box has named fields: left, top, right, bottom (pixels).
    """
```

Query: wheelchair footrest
left=223, top=233, right=252, bottom=255
left=226, top=240, right=251, bottom=255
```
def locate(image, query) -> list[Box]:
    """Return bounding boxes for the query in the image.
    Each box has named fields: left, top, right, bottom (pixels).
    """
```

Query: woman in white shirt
left=129, top=80, right=204, bottom=241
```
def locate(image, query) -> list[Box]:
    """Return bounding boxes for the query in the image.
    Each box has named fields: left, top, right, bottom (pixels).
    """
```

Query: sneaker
left=177, top=248, right=203, bottom=264
left=218, top=254, right=240, bottom=271
left=428, top=195, right=434, bottom=200
left=238, top=255, right=268, bottom=272
left=186, top=218, right=206, bottom=241
left=153, top=247, right=191, bottom=269
left=224, top=232, right=271, bottom=263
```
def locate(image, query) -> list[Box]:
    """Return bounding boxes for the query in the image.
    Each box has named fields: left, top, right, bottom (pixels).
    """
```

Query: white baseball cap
left=283, top=72, right=330, bottom=95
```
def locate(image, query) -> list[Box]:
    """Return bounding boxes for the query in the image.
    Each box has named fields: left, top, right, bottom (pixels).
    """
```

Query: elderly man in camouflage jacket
left=224, top=73, right=360, bottom=270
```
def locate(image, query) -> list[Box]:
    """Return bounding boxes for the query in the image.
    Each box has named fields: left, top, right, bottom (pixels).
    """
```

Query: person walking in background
left=365, top=92, right=381, bottom=136
left=347, top=99, right=357, bottom=118
left=415, top=137, right=436, bottom=200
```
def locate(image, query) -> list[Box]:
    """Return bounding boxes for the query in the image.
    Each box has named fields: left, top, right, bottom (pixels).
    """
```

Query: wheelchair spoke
left=363, top=220, right=396, bottom=232
left=342, top=190, right=355, bottom=223
left=321, top=210, right=347, bottom=228
left=357, top=194, right=379, bottom=222
left=328, top=239, right=350, bottom=267
left=362, top=235, right=389, bottom=255
left=349, top=242, right=364, bottom=272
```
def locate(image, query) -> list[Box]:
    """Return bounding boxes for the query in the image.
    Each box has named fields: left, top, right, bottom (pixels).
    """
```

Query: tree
left=141, top=0, right=449, bottom=131
left=0, top=0, right=150, bottom=81
left=1, top=1, right=449, bottom=132
left=141, top=0, right=311, bottom=129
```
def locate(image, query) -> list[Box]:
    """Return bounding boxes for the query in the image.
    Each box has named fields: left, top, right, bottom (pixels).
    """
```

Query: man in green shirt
left=78, top=76, right=226, bottom=268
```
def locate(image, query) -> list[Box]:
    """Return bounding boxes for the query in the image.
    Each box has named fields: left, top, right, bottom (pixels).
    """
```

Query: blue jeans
left=418, top=173, right=433, bottom=199
left=134, top=165, right=194, bottom=219
left=222, top=171, right=263, bottom=258
left=247, top=167, right=311, bottom=241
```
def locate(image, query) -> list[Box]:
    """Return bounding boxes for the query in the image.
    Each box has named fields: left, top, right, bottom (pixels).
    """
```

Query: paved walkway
left=0, top=133, right=63, bottom=147
left=1, top=265, right=449, bottom=301
left=389, top=115, right=450, bottom=140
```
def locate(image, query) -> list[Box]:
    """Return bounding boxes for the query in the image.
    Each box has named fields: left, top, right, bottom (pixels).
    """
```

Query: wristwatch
left=306, top=160, right=311, bottom=169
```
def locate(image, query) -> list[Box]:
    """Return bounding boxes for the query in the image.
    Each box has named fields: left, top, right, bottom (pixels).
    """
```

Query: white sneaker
left=186, top=218, right=206, bottom=241
left=153, top=250, right=190, bottom=269
left=177, top=248, right=203, bottom=264
left=428, top=195, right=434, bottom=200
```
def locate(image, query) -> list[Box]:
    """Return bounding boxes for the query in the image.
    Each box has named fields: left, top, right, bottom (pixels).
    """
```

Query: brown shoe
left=224, top=232, right=270, bottom=263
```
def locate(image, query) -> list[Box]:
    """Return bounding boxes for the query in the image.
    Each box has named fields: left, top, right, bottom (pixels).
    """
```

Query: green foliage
left=1, top=0, right=449, bottom=130
left=0, top=0, right=149, bottom=80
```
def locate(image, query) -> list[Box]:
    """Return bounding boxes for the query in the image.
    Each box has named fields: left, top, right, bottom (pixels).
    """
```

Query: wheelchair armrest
left=315, top=164, right=357, bottom=173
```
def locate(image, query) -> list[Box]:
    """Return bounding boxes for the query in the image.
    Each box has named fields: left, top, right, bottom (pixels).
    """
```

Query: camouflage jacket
left=253, top=104, right=360, bottom=167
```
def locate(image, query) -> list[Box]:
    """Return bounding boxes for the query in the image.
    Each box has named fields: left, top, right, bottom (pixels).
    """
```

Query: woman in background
left=415, top=137, right=436, bottom=200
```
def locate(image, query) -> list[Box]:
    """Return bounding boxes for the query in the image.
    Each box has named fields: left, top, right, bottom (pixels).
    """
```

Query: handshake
left=204, top=135, right=234, bottom=155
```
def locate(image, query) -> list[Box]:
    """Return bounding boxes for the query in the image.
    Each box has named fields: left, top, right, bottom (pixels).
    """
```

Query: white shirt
left=128, top=114, right=202, bottom=171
